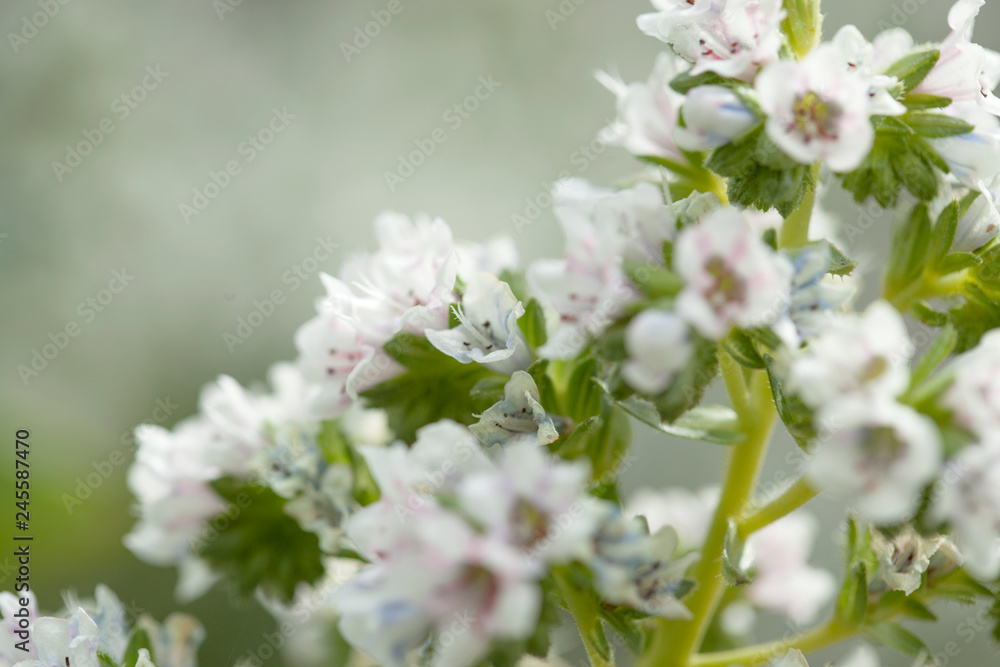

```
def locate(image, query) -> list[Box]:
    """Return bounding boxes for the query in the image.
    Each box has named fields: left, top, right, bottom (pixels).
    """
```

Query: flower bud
left=953, top=180, right=1000, bottom=252
left=674, top=86, right=758, bottom=152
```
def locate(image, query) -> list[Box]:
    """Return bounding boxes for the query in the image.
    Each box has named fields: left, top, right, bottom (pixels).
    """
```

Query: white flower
left=674, top=85, right=759, bottom=152
left=830, top=25, right=907, bottom=117
left=1, top=591, right=38, bottom=664
left=426, top=273, right=532, bottom=375
left=593, top=182, right=677, bottom=265
left=337, top=425, right=599, bottom=667
left=454, top=235, right=519, bottom=285
left=929, top=102, right=1000, bottom=187
left=527, top=181, right=637, bottom=359
left=781, top=243, right=855, bottom=343
left=914, top=0, right=1000, bottom=116
left=627, top=489, right=833, bottom=624
left=596, top=53, right=690, bottom=163
left=622, top=310, right=693, bottom=395
left=870, top=526, right=949, bottom=596
left=787, top=301, right=912, bottom=410
left=744, top=512, right=836, bottom=625
left=769, top=649, right=809, bottom=667
left=637, top=0, right=785, bottom=82
left=674, top=208, right=793, bottom=339
left=808, top=398, right=942, bottom=524
left=930, top=441, right=1000, bottom=579
left=627, top=486, right=719, bottom=552
left=941, top=329, right=1000, bottom=439
left=953, top=177, right=1000, bottom=252
left=14, top=608, right=102, bottom=667
left=589, top=508, right=697, bottom=618
left=757, top=42, right=884, bottom=172
left=470, top=371, right=560, bottom=449
left=296, top=212, right=459, bottom=418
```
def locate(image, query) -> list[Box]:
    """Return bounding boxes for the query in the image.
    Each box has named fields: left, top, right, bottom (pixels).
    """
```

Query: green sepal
left=910, top=324, right=957, bottom=387
left=123, top=628, right=155, bottom=667
left=763, top=354, right=815, bottom=448
left=723, top=330, right=766, bottom=369
left=884, top=204, right=932, bottom=300
left=864, top=622, right=930, bottom=658
left=883, top=49, right=940, bottom=92
left=518, top=298, right=549, bottom=351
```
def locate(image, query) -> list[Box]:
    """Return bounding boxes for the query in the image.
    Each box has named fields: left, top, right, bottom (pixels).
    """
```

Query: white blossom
left=787, top=301, right=912, bottom=411
left=674, top=208, right=793, bottom=339
left=674, top=85, right=759, bottom=152
left=470, top=371, right=560, bottom=449
left=596, top=53, right=690, bottom=163
left=527, top=181, right=637, bottom=359
left=940, top=329, right=1000, bottom=439
left=953, top=177, right=1000, bottom=252
left=426, top=273, right=532, bottom=375
left=622, top=310, right=693, bottom=395
left=744, top=513, right=836, bottom=625
left=756, top=42, right=889, bottom=172
left=808, top=398, right=942, bottom=525
left=588, top=508, right=697, bottom=618
left=930, top=441, right=1000, bottom=579
left=296, top=212, right=459, bottom=417
left=929, top=102, right=1000, bottom=188
left=637, top=0, right=785, bottom=82
left=914, top=0, right=1000, bottom=115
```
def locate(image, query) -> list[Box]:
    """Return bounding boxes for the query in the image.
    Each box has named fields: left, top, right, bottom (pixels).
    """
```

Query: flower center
left=793, top=92, right=841, bottom=142
left=704, top=256, right=746, bottom=306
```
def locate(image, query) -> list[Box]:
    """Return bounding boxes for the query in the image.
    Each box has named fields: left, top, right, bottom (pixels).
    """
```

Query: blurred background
left=1, top=1, right=998, bottom=665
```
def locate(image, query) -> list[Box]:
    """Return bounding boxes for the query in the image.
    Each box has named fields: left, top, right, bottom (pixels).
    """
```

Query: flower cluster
left=0, top=587, right=201, bottom=667
left=83, top=0, right=1000, bottom=665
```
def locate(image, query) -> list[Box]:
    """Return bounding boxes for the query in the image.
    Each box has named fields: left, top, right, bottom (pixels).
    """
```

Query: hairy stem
left=691, top=619, right=853, bottom=667
left=641, top=371, right=778, bottom=667
left=737, top=475, right=819, bottom=539
left=779, top=164, right=819, bottom=249
left=554, top=568, right=614, bottom=667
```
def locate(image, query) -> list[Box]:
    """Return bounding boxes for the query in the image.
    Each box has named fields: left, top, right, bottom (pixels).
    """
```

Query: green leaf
left=498, top=268, right=529, bottom=303
left=528, top=359, right=561, bottom=416
left=837, top=563, right=869, bottom=627
left=883, top=49, right=940, bottom=92
left=614, top=397, right=745, bottom=445
left=900, top=598, right=938, bottom=621
left=123, top=628, right=155, bottom=667
left=885, top=204, right=932, bottom=298
left=361, top=332, right=502, bottom=442
left=892, top=148, right=938, bottom=201
left=910, top=300, right=949, bottom=327
left=198, top=478, right=325, bottom=603
left=723, top=330, right=766, bottom=369
left=827, top=241, right=858, bottom=276
left=930, top=201, right=959, bottom=265
left=938, top=252, right=983, bottom=274
left=902, top=111, right=976, bottom=138
left=97, top=652, right=120, bottom=667
left=650, top=335, right=720, bottom=423
left=721, top=519, right=753, bottom=586
left=623, top=260, right=684, bottom=298
left=519, top=299, right=549, bottom=350
left=865, top=622, right=930, bottom=658
left=763, top=354, right=815, bottom=447
left=910, top=324, right=957, bottom=387
left=565, top=356, right=603, bottom=423
left=901, top=93, right=953, bottom=110
left=599, top=607, right=646, bottom=656
left=669, top=69, right=740, bottom=95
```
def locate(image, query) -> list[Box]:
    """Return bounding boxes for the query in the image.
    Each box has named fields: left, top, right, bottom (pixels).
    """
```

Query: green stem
left=554, top=569, right=614, bottom=667
left=737, top=476, right=819, bottom=539
left=779, top=164, right=818, bottom=249
left=691, top=619, right=853, bottom=667
left=887, top=268, right=972, bottom=312
left=640, top=372, right=778, bottom=667
left=718, top=350, right=752, bottom=425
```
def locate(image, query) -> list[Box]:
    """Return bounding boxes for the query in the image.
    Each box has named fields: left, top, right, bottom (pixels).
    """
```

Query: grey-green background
left=1, top=1, right=997, bottom=665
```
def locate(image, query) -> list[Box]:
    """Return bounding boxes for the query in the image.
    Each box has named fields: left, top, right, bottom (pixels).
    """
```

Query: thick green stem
left=737, top=476, right=819, bottom=539
left=887, top=269, right=972, bottom=313
left=691, top=619, right=853, bottom=667
left=779, top=164, right=819, bottom=249
left=640, top=372, right=778, bottom=667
